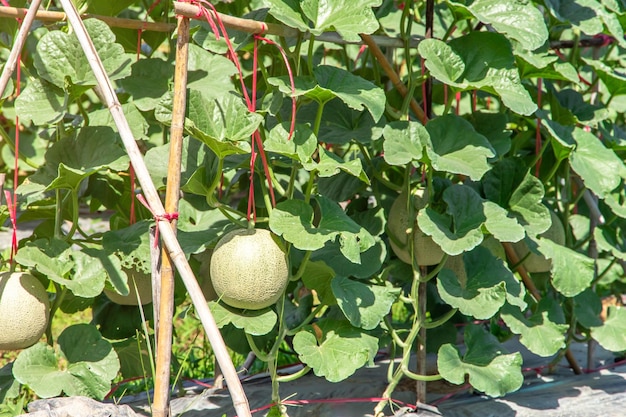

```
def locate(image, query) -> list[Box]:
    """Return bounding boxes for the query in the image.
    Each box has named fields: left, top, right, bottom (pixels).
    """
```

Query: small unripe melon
left=104, top=268, right=153, bottom=306
left=387, top=189, right=444, bottom=266
left=0, top=272, right=50, bottom=350
left=210, top=228, right=289, bottom=310
left=512, top=210, right=566, bottom=273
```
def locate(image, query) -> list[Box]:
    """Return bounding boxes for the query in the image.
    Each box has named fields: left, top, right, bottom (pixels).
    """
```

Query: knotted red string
left=136, top=194, right=179, bottom=247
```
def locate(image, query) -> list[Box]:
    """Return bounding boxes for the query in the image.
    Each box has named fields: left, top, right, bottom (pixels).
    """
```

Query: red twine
left=135, top=194, right=179, bottom=247
left=4, top=190, right=17, bottom=263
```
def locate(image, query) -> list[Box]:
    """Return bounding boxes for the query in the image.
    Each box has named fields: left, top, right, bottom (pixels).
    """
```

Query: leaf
left=500, top=300, right=568, bottom=357
left=34, top=19, right=132, bottom=88
left=312, top=238, right=387, bottom=279
left=545, top=0, right=604, bottom=34
left=570, top=127, right=626, bottom=198
left=13, top=324, right=119, bottom=400
left=265, top=122, right=317, bottom=163
left=266, top=0, right=382, bottom=42
left=436, top=246, right=524, bottom=319
left=300, top=260, right=337, bottom=306
left=270, top=196, right=375, bottom=264
left=186, top=44, right=238, bottom=97
left=483, top=201, right=526, bottom=243
left=382, top=121, right=428, bottom=165
left=302, top=147, right=369, bottom=183
left=419, top=32, right=537, bottom=115
left=425, top=114, right=495, bottom=180
left=311, top=100, right=384, bottom=145
left=438, top=325, right=523, bottom=397
left=584, top=58, right=626, bottom=97
left=293, top=319, right=378, bottom=382
left=89, top=103, right=148, bottom=141
left=119, top=58, right=172, bottom=111
left=155, top=90, right=260, bottom=158
left=14, top=78, right=66, bottom=125
left=102, top=221, right=152, bottom=275
left=332, top=277, right=400, bottom=330
left=208, top=301, right=277, bottom=336
left=507, top=171, right=551, bottom=236
left=15, top=240, right=106, bottom=298
left=28, top=126, right=129, bottom=191
left=418, top=185, right=486, bottom=255
left=573, top=289, right=603, bottom=328
left=461, top=0, right=549, bottom=51
left=591, top=306, right=626, bottom=352
left=269, top=65, right=385, bottom=121
left=536, top=238, right=595, bottom=297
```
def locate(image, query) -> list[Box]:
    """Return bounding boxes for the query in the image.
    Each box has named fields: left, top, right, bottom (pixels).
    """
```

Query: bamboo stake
left=56, top=1, right=252, bottom=415
left=0, top=0, right=43, bottom=96
left=360, top=33, right=428, bottom=124
left=0, top=5, right=174, bottom=32
left=152, top=15, right=190, bottom=417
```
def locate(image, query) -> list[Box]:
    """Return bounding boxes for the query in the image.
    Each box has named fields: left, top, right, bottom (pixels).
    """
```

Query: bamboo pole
left=360, top=33, right=428, bottom=125
left=0, top=5, right=174, bottom=32
left=56, top=1, right=252, bottom=415
left=151, top=15, right=190, bottom=417
left=0, top=0, right=43, bottom=96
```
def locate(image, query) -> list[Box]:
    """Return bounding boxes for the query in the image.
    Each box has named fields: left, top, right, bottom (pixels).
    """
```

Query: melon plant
left=512, top=210, right=566, bottom=273
left=210, top=228, right=289, bottom=310
left=387, top=188, right=444, bottom=266
left=0, top=272, right=49, bottom=350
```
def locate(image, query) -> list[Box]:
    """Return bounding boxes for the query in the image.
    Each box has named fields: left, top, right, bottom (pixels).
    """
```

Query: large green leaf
left=500, top=299, right=568, bottom=357
left=27, top=126, right=129, bottom=192
left=591, top=306, right=626, bottom=351
left=425, top=114, right=495, bottom=180
left=454, top=0, right=549, bottom=51
left=545, top=0, right=603, bottom=34
left=119, top=58, right=172, bottom=111
left=483, top=201, right=526, bottom=243
left=584, top=58, right=626, bottom=97
left=265, top=0, right=381, bottom=41
left=570, top=127, right=626, bottom=198
left=293, top=319, right=378, bottom=382
left=302, top=147, right=369, bottom=183
left=270, top=196, right=375, bottom=264
left=312, top=239, right=387, bottom=279
left=535, top=238, right=595, bottom=297
left=418, top=185, right=486, bottom=255
left=436, top=246, right=524, bottom=319
left=438, top=325, right=523, bottom=397
left=419, top=32, right=537, bottom=115
left=208, top=301, right=277, bottom=336
left=332, top=277, right=400, bottom=330
left=265, top=122, right=317, bottom=163
left=269, top=65, right=385, bottom=121
left=300, top=260, right=337, bottom=306
left=13, top=324, right=119, bottom=400
left=89, top=103, right=148, bottom=141
left=155, top=90, right=260, bottom=158
left=15, top=240, right=107, bottom=298
left=33, top=19, right=132, bottom=88
left=382, top=121, right=428, bottom=166
left=14, top=78, right=66, bottom=125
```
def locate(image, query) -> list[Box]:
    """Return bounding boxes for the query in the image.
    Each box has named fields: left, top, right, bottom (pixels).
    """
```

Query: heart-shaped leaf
left=15, top=78, right=66, bottom=125
left=425, top=114, right=495, bottom=180
left=501, top=299, right=568, bottom=357
left=332, top=277, right=400, bottom=330
left=293, top=319, right=378, bottom=382
left=535, top=238, right=595, bottom=297
left=34, top=19, right=132, bottom=88
left=13, top=324, right=119, bottom=400
left=438, top=325, right=523, bottom=397
left=208, top=301, right=277, bottom=336
left=591, top=306, right=626, bottom=351
left=383, top=121, right=428, bottom=166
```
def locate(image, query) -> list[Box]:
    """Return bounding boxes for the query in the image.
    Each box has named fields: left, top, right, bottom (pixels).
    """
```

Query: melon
left=104, top=268, right=153, bottom=306
left=387, top=188, right=444, bottom=266
left=210, top=228, right=289, bottom=310
left=512, top=210, right=566, bottom=273
left=0, top=272, right=50, bottom=350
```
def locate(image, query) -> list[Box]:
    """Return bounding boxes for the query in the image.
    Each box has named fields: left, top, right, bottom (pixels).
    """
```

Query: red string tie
left=136, top=194, right=179, bottom=247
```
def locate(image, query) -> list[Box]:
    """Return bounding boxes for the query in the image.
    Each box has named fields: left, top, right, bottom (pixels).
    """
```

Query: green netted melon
left=210, top=228, right=289, bottom=310
left=104, top=268, right=153, bottom=306
left=0, top=272, right=50, bottom=350
left=387, top=188, right=444, bottom=266
left=512, top=210, right=566, bottom=273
